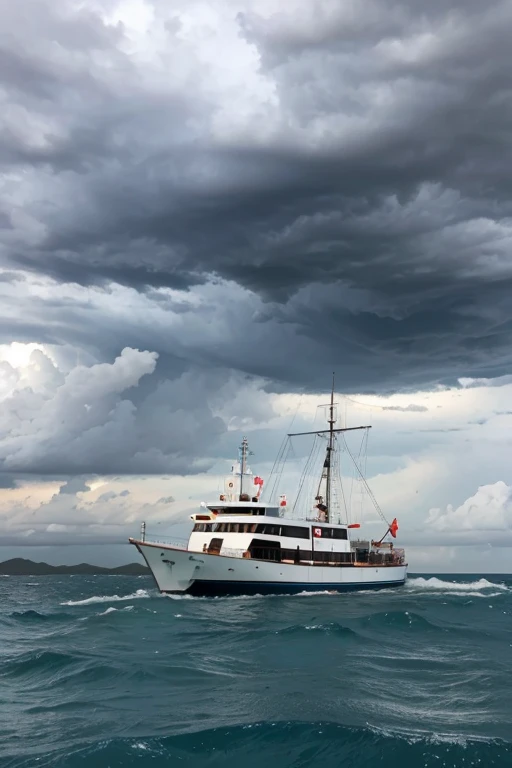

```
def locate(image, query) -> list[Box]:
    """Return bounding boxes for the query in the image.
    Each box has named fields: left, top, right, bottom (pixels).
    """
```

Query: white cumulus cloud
left=426, top=481, right=512, bottom=536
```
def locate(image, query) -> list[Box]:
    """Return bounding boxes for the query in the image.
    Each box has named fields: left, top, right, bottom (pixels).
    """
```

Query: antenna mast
left=240, top=436, right=248, bottom=499
left=325, top=372, right=335, bottom=523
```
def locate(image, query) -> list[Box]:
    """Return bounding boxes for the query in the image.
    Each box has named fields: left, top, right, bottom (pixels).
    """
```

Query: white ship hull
left=131, top=539, right=407, bottom=596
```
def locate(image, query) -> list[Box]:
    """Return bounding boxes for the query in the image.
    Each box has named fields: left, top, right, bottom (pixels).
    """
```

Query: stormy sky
left=1, top=0, right=512, bottom=572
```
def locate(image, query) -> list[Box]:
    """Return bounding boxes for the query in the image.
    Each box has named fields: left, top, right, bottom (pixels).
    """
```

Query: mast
left=240, top=436, right=248, bottom=499
left=325, top=372, right=335, bottom=523
left=287, top=377, right=371, bottom=523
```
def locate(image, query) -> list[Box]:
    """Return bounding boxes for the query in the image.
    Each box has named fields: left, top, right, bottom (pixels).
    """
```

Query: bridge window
left=209, top=507, right=266, bottom=516
left=193, top=523, right=213, bottom=532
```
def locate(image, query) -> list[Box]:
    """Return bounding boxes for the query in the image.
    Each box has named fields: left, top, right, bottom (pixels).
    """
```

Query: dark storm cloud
left=2, top=0, right=512, bottom=391
left=0, top=474, right=17, bottom=489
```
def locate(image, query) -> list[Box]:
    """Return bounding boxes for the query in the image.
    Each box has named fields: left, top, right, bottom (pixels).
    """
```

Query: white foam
left=446, top=590, right=504, bottom=598
left=61, top=589, right=150, bottom=606
left=97, top=605, right=134, bottom=616
left=407, top=577, right=509, bottom=592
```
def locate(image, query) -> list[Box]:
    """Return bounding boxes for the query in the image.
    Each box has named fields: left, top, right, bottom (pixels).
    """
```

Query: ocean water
left=1, top=574, right=511, bottom=767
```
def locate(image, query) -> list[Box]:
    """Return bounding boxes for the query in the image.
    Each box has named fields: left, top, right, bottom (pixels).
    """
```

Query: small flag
left=389, top=518, right=398, bottom=538
left=313, top=527, right=322, bottom=538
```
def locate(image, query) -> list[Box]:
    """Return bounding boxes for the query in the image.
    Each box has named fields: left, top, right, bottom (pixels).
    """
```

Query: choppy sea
left=1, top=573, right=511, bottom=767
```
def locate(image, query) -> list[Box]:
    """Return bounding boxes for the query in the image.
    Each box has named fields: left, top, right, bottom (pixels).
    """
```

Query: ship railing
left=224, top=546, right=406, bottom=566
left=144, top=534, right=189, bottom=549
left=357, top=549, right=406, bottom=565
left=219, top=547, right=246, bottom=559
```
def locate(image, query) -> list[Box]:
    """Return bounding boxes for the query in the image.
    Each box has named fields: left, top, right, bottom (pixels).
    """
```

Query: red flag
left=313, top=527, right=322, bottom=538
left=389, top=518, right=398, bottom=538
left=253, top=476, right=264, bottom=486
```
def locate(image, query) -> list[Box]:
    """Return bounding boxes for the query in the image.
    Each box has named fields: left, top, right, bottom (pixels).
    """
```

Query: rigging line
left=361, top=428, right=369, bottom=522
left=348, top=431, right=365, bottom=517
left=266, top=391, right=304, bottom=507
left=276, top=439, right=292, bottom=502
left=342, top=431, right=390, bottom=528
left=335, top=435, right=349, bottom=522
left=339, top=393, right=404, bottom=412
left=287, top=392, right=304, bottom=435
left=271, top=442, right=290, bottom=504
left=353, top=429, right=366, bottom=524
left=292, top=435, right=315, bottom=513
left=276, top=440, right=292, bottom=504
left=306, top=440, right=323, bottom=511
left=293, top=434, right=323, bottom=514
left=264, top=435, right=288, bottom=502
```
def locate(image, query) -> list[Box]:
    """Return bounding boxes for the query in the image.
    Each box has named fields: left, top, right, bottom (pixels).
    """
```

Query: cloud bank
left=1, top=0, right=512, bottom=567
left=1, top=0, right=512, bottom=392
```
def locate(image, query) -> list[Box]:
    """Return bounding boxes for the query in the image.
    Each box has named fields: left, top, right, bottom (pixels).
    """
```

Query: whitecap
left=407, top=577, right=509, bottom=592
left=60, top=588, right=150, bottom=606
left=96, top=605, right=134, bottom=616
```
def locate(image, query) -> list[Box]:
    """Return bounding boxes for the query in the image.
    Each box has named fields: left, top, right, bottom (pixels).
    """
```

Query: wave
left=164, top=589, right=348, bottom=602
left=8, top=609, right=72, bottom=623
left=277, top=622, right=358, bottom=638
left=407, top=577, right=509, bottom=592
left=0, top=650, right=78, bottom=680
left=96, top=606, right=134, bottom=616
left=20, top=720, right=510, bottom=768
left=60, top=589, right=150, bottom=606
left=361, top=610, right=439, bottom=630
left=444, top=591, right=505, bottom=598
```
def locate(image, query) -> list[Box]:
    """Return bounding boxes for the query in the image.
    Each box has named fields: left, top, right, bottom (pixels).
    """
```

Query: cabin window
left=282, top=525, right=310, bottom=539
left=258, top=524, right=280, bottom=536
left=255, top=523, right=310, bottom=539
left=314, top=526, right=348, bottom=540
left=210, top=522, right=310, bottom=538
left=248, top=538, right=281, bottom=562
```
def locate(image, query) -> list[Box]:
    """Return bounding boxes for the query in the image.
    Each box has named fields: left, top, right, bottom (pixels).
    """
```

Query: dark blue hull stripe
left=174, top=579, right=406, bottom=597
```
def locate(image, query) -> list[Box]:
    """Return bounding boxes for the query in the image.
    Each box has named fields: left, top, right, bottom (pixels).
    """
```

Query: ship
left=129, top=378, right=407, bottom=596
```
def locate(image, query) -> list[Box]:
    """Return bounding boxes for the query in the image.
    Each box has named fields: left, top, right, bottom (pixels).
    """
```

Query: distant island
left=0, top=558, right=150, bottom=576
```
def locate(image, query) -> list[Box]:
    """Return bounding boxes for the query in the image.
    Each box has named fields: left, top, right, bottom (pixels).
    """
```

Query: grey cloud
left=2, top=0, right=512, bottom=394
left=382, top=404, right=428, bottom=413
left=0, top=473, right=18, bottom=489
left=0, top=347, right=228, bottom=475
left=59, top=477, right=91, bottom=495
